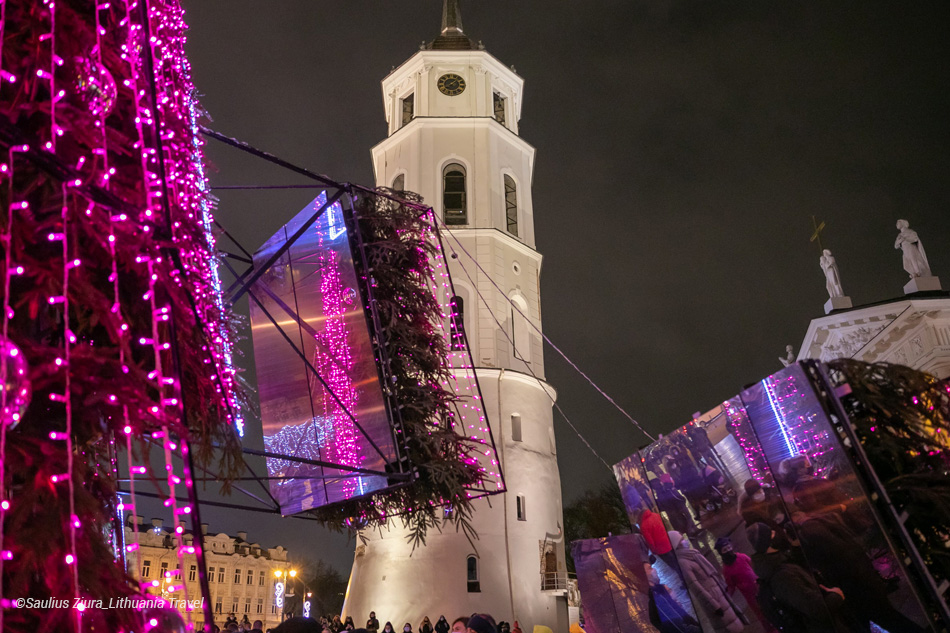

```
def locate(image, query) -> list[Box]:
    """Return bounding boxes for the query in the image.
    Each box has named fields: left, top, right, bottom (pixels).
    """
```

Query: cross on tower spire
left=441, top=0, right=464, bottom=35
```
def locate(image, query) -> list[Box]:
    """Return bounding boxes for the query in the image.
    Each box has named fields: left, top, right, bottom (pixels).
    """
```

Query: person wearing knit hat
left=746, top=522, right=773, bottom=555
left=466, top=613, right=497, bottom=633
left=716, top=535, right=777, bottom=633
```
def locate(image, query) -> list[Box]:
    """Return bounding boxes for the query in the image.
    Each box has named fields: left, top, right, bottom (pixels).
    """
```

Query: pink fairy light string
left=58, top=184, right=82, bottom=627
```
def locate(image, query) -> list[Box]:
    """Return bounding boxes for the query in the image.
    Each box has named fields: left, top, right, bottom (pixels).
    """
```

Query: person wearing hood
left=669, top=531, right=747, bottom=632
left=382, top=622, right=395, bottom=633
left=631, top=505, right=679, bottom=573
left=647, top=564, right=702, bottom=633
left=737, top=479, right=784, bottom=528
left=434, top=616, right=450, bottom=633
left=366, top=613, right=380, bottom=633
left=715, top=537, right=776, bottom=633
left=746, top=522, right=849, bottom=633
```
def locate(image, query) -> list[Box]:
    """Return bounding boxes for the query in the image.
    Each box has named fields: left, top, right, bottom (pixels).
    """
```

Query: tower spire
left=441, top=0, right=464, bottom=35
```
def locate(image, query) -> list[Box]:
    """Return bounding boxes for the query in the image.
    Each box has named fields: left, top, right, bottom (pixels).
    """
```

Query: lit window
left=392, top=174, right=405, bottom=191
left=189, top=565, right=197, bottom=582
left=467, top=555, right=480, bottom=593
left=401, top=93, right=414, bottom=127
left=450, top=295, right=466, bottom=350
left=234, top=569, right=241, bottom=584
left=443, top=163, right=467, bottom=225
left=504, top=175, right=518, bottom=237
left=516, top=495, right=527, bottom=521
left=493, top=92, right=507, bottom=125
left=511, top=414, right=522, bottom=443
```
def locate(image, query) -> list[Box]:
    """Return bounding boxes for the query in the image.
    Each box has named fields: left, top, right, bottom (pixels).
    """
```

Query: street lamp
left=285, top=569, right=298, bottom=619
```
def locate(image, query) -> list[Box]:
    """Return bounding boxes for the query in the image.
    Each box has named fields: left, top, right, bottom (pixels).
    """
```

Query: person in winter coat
left=419, top=617, right=433, bottom=633
left=715, top=537, right=776, bottom=633
left=793, top=509, right=928, bottom=633
left=434, top=616, right=450, bottom=633
left=367, top=613, right=380, bottom=633
left=647, top=564, right=702, bottom=633
left=746, top=522, right=849, bottom=633
left=737, top=479, right=784, bottom=528
left=633, top=506, right=678, bottom=572
left=654, top=477, right=700, bottom=537
left=669, top=531, right=747, bottom=633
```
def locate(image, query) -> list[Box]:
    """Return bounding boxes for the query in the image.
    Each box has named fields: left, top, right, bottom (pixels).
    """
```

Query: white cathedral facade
left=342, top=4, right=570, bottom=631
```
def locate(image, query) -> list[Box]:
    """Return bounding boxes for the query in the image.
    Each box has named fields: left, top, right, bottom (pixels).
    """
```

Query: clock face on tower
left=437, top=73, right=466, bottom=96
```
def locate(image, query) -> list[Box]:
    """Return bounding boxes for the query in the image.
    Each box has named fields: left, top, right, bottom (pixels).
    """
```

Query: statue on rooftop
left=894, top=219, right=932, bottom=279
left=780, top=345, right=795, bottom=368
left=820, top=249, right=845, bottom=298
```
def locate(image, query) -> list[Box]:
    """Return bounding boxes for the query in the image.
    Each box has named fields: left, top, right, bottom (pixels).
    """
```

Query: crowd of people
left=208, top=611, right=529, bottom=633
left=627, top=418, right=929, bottom=633
left=260, top=612, right=526, bottom=633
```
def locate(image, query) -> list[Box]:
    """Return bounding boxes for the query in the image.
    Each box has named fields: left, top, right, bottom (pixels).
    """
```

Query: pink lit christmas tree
left=0, top=1, right=243, bottom=631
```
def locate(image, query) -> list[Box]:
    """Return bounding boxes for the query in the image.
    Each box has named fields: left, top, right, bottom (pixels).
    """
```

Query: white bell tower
left=343, top=2, right=569, bottom=631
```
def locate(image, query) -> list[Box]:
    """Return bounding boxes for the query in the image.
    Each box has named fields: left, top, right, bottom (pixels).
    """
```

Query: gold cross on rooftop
left=810, top=215, right=827, bottom=251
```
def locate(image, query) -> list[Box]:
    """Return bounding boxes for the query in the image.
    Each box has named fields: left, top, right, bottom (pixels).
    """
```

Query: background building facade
left=126, top=517, right=291, bottom=631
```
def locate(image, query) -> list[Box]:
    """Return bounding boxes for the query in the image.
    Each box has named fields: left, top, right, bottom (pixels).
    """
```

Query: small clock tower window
left=493, top=92, right=507, bottom=125
left=401, top=93, right=414, bottom=127
left=504, top=175, right=518, bottom=236
left=443, top=163, right=467, bottom=225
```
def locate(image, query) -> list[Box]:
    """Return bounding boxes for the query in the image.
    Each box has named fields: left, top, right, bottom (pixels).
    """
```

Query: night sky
left=176, top=1, right=950, bottom=572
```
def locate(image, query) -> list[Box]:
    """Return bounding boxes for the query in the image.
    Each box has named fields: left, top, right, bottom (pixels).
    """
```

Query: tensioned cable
left=434, top=217, right=614, bottom=473
left=434, top=216, right=657, bottom=444
left=201, top=129, right=656, bottom=443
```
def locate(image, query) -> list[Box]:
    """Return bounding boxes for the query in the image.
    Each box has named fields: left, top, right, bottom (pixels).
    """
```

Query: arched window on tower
left=449, top=295, right=465, bottom=350
left=443, top=163, right=467, bottom=225
left=392, top=173, right=405, bottom=191
left=466, top=555, right=480, bottom=593
left=504, top=175, right=518, bottom=237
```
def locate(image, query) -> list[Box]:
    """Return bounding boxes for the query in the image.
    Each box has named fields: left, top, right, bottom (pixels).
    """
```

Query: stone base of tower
left=342, top=370, right=569, bottom=632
